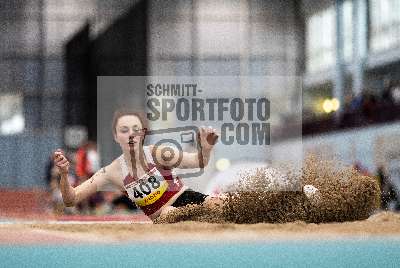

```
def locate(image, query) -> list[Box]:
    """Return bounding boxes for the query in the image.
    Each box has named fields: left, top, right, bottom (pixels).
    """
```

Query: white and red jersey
left=119, top=146, right=187, bottom=218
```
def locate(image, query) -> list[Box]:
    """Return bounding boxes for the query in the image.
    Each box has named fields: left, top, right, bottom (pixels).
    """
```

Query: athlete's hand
left=53, top=149, right=70, bottom=175
left=198, top=126, right=219, bottom=152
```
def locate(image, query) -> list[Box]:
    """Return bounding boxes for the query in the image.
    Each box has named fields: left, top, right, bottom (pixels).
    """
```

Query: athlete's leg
left=303, top=184, right=320, bottom=204
left=159, top=205, right=177, bottom=217
left=203, top=194, right=227, bottom=210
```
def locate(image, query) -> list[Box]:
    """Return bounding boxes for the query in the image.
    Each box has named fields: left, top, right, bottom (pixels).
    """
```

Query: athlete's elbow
left=63, top=195, right=77, bottom=207
left=62, top=200, right=72, bottom=207
left=64, top=202, right=75, bottom=207
left=198, top=159, right=209, bottom=168
left=63, top=199, right=76, bottom=207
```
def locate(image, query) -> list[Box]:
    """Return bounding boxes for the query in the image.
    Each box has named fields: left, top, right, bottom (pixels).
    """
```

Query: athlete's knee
left=204, top=196, right=225, bottom=208
left=160, top=205, right=177, bottom=216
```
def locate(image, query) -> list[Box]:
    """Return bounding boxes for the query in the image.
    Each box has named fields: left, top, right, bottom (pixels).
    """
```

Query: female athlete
left=53, top=110, right=220, bottom=221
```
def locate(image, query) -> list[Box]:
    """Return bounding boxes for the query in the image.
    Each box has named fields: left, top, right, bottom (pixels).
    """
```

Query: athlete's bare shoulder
left=89, top=163, right=111, bottom=183
left=148, top=144, right=155, bottom=152
left=89, top=158, right=123, bottom=190
left=107, top=158, right=123, bottom=180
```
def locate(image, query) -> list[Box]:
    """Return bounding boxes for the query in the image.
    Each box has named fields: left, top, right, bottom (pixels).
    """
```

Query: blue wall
left=0, top=133, right=62, bottom=188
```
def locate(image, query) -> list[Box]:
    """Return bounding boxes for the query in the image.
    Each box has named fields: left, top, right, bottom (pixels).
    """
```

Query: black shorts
left=171, top=189, right=208, bottom=208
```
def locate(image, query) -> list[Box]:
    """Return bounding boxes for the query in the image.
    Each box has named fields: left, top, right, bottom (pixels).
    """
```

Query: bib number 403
left=133, top=176, right=161, bottom=199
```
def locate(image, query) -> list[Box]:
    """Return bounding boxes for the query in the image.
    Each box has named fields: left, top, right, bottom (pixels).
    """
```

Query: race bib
left=125, top=167, right=169, bottom=207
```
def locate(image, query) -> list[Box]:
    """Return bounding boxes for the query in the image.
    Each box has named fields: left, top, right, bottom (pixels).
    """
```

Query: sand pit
left=155, top=157, right=381, bottom=224
left=2, top=216, right=400, bottom=268
left=0, top=211, right=398, bottom=244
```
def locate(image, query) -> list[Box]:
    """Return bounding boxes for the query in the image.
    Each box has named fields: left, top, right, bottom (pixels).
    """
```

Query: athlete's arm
left=53, top=150, right=114, bottom=207
left=151, top=126, right=219, bottom=169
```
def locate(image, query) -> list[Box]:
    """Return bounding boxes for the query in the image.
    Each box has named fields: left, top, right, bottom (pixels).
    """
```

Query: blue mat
left=1, top=239, right=399, bottom=267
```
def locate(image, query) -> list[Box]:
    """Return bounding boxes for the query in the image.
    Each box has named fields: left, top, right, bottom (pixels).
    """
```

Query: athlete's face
left=114, top=115, right=146, bottom=151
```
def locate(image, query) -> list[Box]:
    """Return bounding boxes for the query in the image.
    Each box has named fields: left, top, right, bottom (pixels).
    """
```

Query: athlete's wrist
left=201, top=146, right=213, bottom=157
left=60, top=170, right=69, bottom=177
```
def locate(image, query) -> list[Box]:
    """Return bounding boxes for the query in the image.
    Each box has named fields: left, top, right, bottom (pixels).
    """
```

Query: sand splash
left=155, top=157, right=380, bottom=224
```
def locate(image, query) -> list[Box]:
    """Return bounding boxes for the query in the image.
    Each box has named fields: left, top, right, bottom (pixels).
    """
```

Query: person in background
left=353, top=161, right=371, bottom=177
left=376, top=166, right=399, bottom=211
left=75, top=141, right=104, bottom=214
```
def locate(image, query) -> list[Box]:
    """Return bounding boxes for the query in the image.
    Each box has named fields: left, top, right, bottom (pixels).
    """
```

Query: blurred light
left=331, top=98, right=340, bottom=111
left=215, top=158, right=231, bottom=171
left=0, top=114, right=25, bottom=135
left=322, top=99, right=333, bottom=113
